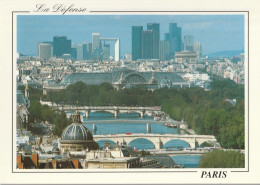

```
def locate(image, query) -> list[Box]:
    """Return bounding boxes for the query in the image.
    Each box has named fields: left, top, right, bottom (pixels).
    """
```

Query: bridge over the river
left=84, top=119, right=179, bottom=125
left=145, top=149, right=210, bottom=156
left=93, top=133, right=217, bottom=149
left=40, top=101, right=161, bottom=118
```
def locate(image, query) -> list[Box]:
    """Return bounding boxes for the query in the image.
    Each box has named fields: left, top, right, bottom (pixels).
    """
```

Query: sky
left=17, top=14, right=245, bottom=56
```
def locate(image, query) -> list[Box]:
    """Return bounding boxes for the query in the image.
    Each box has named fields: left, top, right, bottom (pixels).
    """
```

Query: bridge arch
left=90, top=110, right=115, bottom=115
left=128, top=138, right=155, bottom=150
left=198, top=140, right=217, bottom=148
left=124, top=73, right=147, bottom=84
left=163, top=139, right=191, bottom=149
left=93, top=134, right=218, bottom=150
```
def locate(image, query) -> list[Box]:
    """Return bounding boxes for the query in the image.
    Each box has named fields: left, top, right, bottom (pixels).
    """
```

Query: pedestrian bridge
left=93, top=133, right=217, bottom=149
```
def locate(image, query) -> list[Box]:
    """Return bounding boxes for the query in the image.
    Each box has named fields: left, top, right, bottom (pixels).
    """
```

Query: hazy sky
left=17, top=14, right=245, bottom=56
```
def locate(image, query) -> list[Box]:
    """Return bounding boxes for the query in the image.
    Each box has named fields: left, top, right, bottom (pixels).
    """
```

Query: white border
left=0, top=0, right=259, bottom=184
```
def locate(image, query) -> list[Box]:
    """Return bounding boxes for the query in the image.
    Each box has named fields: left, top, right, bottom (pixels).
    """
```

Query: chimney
left=72, top=159, right=79, bottom=169
left=31, top=153, right=38, bottom=167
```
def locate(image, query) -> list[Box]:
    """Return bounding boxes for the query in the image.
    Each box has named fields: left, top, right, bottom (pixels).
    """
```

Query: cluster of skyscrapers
left=132, top=24, right=160, bottom=61
left=38, top=23, right=202, bottom=62
left=38, top=34, right=120, bottom=61
left=132, top=23, right=202, bottom=61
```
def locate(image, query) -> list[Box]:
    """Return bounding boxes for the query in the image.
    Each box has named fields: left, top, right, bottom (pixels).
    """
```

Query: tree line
left=23, top=77, right=244, bottom=149
left=199, top=150, right=245, bottom=168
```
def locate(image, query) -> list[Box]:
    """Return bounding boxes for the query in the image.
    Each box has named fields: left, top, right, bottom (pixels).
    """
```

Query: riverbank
left=179, top=128, right=196, bottom=135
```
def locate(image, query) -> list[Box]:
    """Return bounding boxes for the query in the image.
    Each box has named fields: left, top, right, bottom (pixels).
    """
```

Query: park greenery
left=22, top=77, right=244, bottom=149
left=18, top=86, right=72, bottom=136
left=198, top=150, right=245, bottom=168
left=27, top=100, right=71, bottom=136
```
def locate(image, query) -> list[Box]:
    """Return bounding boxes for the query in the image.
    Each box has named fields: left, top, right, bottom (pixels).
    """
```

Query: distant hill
left=206, top=50, right=244, bottom=57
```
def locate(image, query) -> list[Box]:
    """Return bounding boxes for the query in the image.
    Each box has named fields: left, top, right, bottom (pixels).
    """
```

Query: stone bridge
left=39, top=101, right=161, bottom=118
left=93, top=133, right=217, bottom=149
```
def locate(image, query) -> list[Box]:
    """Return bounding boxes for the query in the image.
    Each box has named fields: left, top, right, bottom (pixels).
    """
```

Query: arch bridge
left=39, top=100, right=162, bottom=118
left=93, top=133, right=217, bottom=149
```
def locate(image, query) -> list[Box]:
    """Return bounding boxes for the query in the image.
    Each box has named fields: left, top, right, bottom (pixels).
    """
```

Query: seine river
left=69, top=111, right=201, bottom=168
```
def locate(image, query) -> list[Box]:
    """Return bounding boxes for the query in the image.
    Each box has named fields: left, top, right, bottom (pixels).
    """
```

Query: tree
left=28, top=100, right=42, bottom=122
left=41, top=105, right=55, bottom=123
left=53, top=111, right=71, bottom=137
left=199, top=150, right=245, bottom=168
left=41, top=78, right=244, bottom=149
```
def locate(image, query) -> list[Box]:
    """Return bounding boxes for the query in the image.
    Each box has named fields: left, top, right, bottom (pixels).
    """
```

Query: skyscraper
left=76, top=44, right=83, bottom=60
left=92, top=33, right=101, bottom=51
left=159, top=40, right=169, bottom=61
left=103, top=44, right=110, bottom=60
left=184, top=35, right=194, bottom=52
left=132, top=26, right=143, bottom=61
left=168, top=23, right=182, bottom=58
left=88, top=43, right=93, bottom=59
left=147, top=23, right=160, bottom=59
left=38, top=43, right=53, bottom=60
left=83, top=43, right=91, bottom=60
left=193, top=42, right=202, bottom=57
left=53, top=36, right=71, bottom=57
left=142, top=30, right=154, bottom=59
left=165, top=33, right=170, bottom=41
left=71, top=44, right=77, bottom=59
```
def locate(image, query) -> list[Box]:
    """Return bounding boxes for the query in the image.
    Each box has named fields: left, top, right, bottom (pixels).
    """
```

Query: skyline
left=17, top=14, right=245, bottom=57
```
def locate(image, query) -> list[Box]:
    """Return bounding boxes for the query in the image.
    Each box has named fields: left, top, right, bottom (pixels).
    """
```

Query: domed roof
left=61, top=110, right=93, bottom=141
left=61, top=123, right=93, bottom=141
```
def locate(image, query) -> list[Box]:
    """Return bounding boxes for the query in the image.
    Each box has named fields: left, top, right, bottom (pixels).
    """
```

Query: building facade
left=142, top=30, right=154, bottom=59
left=159, top=40, right=169, bottom=61
left=76, top=44, right=83, bottom=60
left=184, top=35, right=194, bottom=52
left=193, top=42, right=202, bottom=58
left=167, top=23, right=182, bottom=58
left=53, top=36, right=71, bottom=57
left=60, top=111, right=99, bottom=154
left=132, top=26, right=143, bottom=61
left=103, top=44, right=110, bottom=60
left=147, top=23, right=160, bottom=59
left=92, top=33, right=101, bottom=52
left=38, top=43, right=53, bottom=60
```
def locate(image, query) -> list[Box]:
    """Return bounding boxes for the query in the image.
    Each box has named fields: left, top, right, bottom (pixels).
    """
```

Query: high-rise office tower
left=92, top=33, right=101, bottom=52
left=184, top=35, right=194, bottom=52
left=71, top=44, right=77, bottom=59
left=76, top=44, right=83, bottom=60
left=83, top=43, right=91, bottom=60
left=132, top=26, right=143, bottom=61
left=38, top=43, right=53, bottom=60
left=87, top=43, right=93, bottom=59
left=193, top=42, right=202, bottom=57
left=147, top=23, right=160, bottom=59
left=142, top=30, right=154, bottom=59
left=103, top=44, right=110, bottom=60
left=53, top=36, right=71, bottom=57
left=168, top=23, right=182, bottom=58
left=159, top=40, right=169, bottom=61
left=165, top=33, right=170, bottom=41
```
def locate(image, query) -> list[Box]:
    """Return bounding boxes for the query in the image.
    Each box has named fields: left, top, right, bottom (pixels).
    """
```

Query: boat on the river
left=164, top=123, right=178, bottom=128
left=154, top=116, right=160, bottom=121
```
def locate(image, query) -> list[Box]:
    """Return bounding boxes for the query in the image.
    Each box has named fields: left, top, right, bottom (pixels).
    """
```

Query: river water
left=69, top=111, right=201, bottom=167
